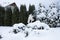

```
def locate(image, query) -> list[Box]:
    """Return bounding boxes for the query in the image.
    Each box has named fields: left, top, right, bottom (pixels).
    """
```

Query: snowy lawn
left=0, top=27, right=60, bottom=40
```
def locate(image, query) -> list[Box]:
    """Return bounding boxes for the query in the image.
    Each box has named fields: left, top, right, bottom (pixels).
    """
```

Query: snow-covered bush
left=12, top=23, right=26, bottom=34
left=26, top=20, right=50, bottom=36
left=27, top=20, right=50, bottom=30
left=12, top=23, right=30, bottom=37
left=13, top=23, right=26, bottom=29
left=13, top=23, right=19, bottom=29
left=36, top=13, right=46, bottom=20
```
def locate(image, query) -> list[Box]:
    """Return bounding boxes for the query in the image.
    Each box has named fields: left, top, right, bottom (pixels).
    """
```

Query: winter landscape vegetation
left=0, top=0, right=60, bottom=40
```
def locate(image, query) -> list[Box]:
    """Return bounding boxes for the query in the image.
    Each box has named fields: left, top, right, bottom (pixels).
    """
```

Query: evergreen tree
left=19, top=5, right=27, bottom=24
left=29, top=5, right=35, bottom=15
left=0, top=6, right=5, bottom=26
left=4, top=7, right=12, bottom=26
left=28, top=5, right=36, bottom=22
left=36, top=3, right=46, bottom=22
left=48, top=3, right=58, bottom=27
left=12, top=6, right=19, bottom=25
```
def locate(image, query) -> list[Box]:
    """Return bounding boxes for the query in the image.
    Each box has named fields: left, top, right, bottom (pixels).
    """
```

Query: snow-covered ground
left=0, top=26, right=60, bottom=40
left=0, top=0, right=60, bottom=40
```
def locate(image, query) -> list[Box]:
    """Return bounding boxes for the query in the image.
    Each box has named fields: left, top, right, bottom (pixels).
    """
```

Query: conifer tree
left=28, top=5, right=35, bottom=22
left=19, top=5, right=27, bottom=24
left=29, top=5, right=35, bottom=15
left=4, top=7, right=12, bottom=26
left=12, top=6, right=19, bottom=25
left=0, top=6, right=5, bottom=26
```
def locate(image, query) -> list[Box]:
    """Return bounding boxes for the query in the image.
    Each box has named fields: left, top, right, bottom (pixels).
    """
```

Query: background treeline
left=0, top=4, right=35, bottom=26
left=0, top=3, right=60, bottom=28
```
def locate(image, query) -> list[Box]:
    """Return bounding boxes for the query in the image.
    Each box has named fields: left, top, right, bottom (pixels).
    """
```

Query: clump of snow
left=13, top=23, right=26, bottom=29
left=27, top=14, right=34, bottom=24
left=10, top=23, right=26, bottom=34
left=13, top=24, right=19, bottom=29
left=36, top=13, right=46, bottom=19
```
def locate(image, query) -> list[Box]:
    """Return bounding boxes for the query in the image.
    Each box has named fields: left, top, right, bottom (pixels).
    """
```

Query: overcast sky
left=0, top=0, right=59, bottom=10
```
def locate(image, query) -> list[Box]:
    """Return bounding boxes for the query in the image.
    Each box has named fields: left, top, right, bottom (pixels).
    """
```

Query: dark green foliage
left=29, top=5, right=35, bottom=15
left=4, top=7, right=12, bottom=26
left=0, top=4, right=36, bottom=26
left=12, top=6, right=19, bottom=25
left=0, top=6, right=5, bottom=26
left=19, top=5, right=28, bottom=24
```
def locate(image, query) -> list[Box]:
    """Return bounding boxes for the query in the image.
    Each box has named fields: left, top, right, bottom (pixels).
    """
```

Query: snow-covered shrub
left=26, top=20, right=50, bottom=36
left=36, top=13, right=46, bottom=20
left=12, top=23, right=26, bottom=34
left=12, top=23, right=30, bottom=37
left=13, top=23, right=19, bottom=29
left=27, top=20, right=50, bottom=30
left=13, top=23, right=26, bottom=29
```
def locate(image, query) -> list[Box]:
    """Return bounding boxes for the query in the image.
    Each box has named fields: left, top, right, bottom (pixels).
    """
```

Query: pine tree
left=12, top=6, right=19, bottom=25
left=29, top=5, right=35, bottom=15
left=19, top=5, right=27, bottom=24
left=36, top=3, right=46, bottom=22
left=0, top=6, right=5, bottom=26
left=4, top=7, right=12, bottom=26
left=48, top=3, right=58, bottom=27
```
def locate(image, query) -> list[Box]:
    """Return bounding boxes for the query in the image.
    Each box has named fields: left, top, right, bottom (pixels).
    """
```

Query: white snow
left=48, top=7, right=58, bottom=18
left=0, top=27, right=60, bottom=40
left=27, top=14, right=34, bottom=24
left=0, top=0, right=60, bottom=40
left=36, top=13, right=46, bottom=19
left=12, top=23, right=26, bottom=33
left=13, top=23, right=26, bottom=29
left=27, top=20, right=50, bottom=30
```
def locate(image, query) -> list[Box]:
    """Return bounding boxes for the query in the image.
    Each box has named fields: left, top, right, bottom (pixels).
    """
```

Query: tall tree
left=4, top=7, right=12, bottom=26
left=0, top=6, right=5, bottom=26
left=28, top=5, right=36, bottom=22
left=29, top=5, right=35, bottom=15
left=12, top=6, right=19, bottom=25
left=19, top=5, right=27, bottom=24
